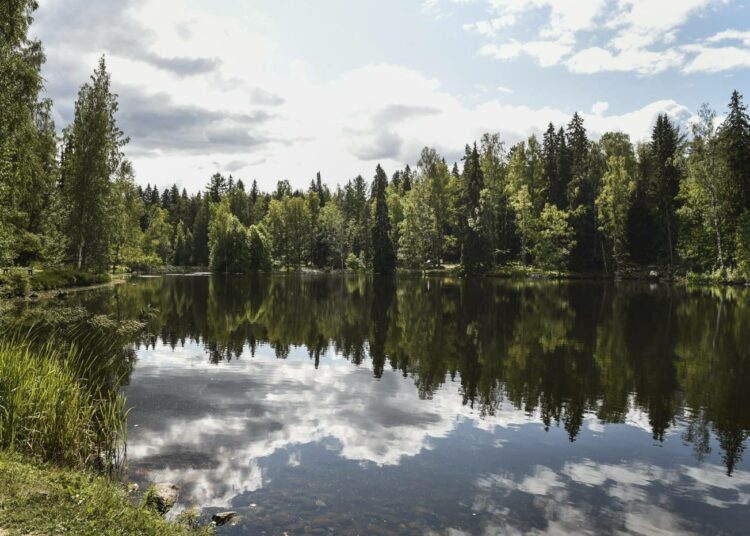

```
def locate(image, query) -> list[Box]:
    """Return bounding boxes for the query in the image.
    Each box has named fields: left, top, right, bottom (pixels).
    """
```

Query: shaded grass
left=0, top=339, right=126, bottom=471
left=0, top=452, right=212, bottom=535
left=29, top=269, right=111, bottom=292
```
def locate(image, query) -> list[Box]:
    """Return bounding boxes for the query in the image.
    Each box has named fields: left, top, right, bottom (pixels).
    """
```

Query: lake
left=21, top=275, right=750, bottom=534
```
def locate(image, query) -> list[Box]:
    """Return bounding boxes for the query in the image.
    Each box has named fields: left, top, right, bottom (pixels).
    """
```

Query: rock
left=648, top=270, right=659, bottom=279
left=212, top=511, right=239, bottom=526
left=145, top=483, right=179, bottom=514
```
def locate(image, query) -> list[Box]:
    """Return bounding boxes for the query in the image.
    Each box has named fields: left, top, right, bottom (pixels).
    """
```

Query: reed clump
left=0, top=338, right=127, bottom=470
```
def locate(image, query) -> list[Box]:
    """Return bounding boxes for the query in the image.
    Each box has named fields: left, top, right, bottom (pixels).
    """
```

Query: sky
left=31, top=0, right=750, bottom=193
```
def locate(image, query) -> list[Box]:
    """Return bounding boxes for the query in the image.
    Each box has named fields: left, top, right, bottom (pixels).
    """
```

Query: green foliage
left=209, top=202, right=250, bottom=273
left=60, top=57, right=128, bottom=271
left=248, top=224, right=272, bottom=271
left=2, top=270, right=31, bottom=296
left=0, top=339, right=126, bottom=469
left=398, top=180, right=439, bottom=268
left=735, top=211, right=750, bottom=281
left=459, top=144, right=492, bottom=274
left=532, top=204, right=576, bottom=270
left=1, top=0, right=747, bottom=282
left=597, top=156, right=636, bottom=270
left=30, top=269, right=110, bottom=291
left=346, top=252, right=365, bottom=271
left=371, top=164, right=396, bottom=273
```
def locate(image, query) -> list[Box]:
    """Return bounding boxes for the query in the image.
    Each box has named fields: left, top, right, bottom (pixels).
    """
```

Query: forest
left=3, top=2, right=750, bottom=280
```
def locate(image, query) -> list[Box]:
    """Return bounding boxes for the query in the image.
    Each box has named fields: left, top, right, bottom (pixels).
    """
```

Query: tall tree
left=371, top=164, right=396, bottom=273
left=60, top=56, right=128, bottom=270
left=718, top=90, right=750, bottom=213
left=650, top=113, right=683, bottom=265
left=596, top=156, right=636, bottom=271
left=679, top=104, right=732, bottom=273
left=459, top=144, right=491, bottom=274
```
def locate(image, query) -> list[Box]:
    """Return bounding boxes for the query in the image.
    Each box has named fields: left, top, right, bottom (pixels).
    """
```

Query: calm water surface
left=32, top=276, right=750, bottom=534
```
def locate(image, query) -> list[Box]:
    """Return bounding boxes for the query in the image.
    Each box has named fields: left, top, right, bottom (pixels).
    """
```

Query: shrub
left=346, top=252, right=365, bottom=271
left=3, top=270, right=31, bottom=296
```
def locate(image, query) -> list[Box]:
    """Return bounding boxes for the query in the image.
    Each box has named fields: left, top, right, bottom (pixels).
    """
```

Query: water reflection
left=50, top=275, right=750, bottom=534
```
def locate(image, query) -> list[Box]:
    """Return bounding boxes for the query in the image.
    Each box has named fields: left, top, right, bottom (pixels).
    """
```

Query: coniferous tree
left=371, top=164, right=396, bottom=273
left=459, top=144, right=490, bottom=274
left=60, top=56, right=128, bottom=271
left=650, top=113, right=683, bottom=265
left=718, top=90, right=750, bottom=213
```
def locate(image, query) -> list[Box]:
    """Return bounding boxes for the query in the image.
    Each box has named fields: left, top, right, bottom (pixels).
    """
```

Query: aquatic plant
left=0, top=338, right=127, bottom=471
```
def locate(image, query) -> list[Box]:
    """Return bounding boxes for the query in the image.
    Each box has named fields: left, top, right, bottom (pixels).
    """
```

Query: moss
left=0, top=452, right=212, bottom=536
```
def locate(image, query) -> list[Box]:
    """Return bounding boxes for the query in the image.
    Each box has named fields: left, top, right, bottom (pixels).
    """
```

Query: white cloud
left=566, top=46, right=685, bottom=75
left=707, top=29, right=750, bottom=46
left=480, top=34, right=575, bottom=67
left=458, top=0, right=743, bottom=75
left=682, top=45, right=750, bottom=73
left=591, top=101, right=609, bottom=115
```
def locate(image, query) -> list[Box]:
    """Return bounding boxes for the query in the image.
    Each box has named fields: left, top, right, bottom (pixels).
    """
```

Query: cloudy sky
left=32, top=0, right=750, bottom=192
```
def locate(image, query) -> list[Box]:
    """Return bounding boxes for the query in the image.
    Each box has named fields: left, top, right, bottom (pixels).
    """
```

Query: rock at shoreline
left=212, top=511, right=240, bottom=526
left=145, top=483, right=179, bottom=514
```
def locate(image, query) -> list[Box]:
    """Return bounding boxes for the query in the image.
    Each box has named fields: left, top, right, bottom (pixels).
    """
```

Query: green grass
left=29, top=269, right=111, bottom=292
left=0, top=339, right=126, bottom=470
left=0, top=452, right=212, bottom=535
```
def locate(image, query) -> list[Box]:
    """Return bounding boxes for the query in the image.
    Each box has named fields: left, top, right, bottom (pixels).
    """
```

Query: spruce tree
left=60, top=56, right=128, bottom=271
left=650, top=113, right=682, bottom=265
left=371, top=164, right=396, bottom=273
left=718, top=90, right=750, bottom=213
left=459, top=144, right=490, bottom=274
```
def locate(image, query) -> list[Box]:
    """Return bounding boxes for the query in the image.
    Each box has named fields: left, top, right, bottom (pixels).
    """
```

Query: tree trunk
left=666, top=212, right=673, bottom=266
left=710, top=190, right=725, bottom=273
left=77, top=238, right=85, bottom=270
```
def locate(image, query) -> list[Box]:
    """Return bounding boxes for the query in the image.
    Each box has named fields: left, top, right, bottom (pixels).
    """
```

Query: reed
left=0, top=338, right=127, bottom=471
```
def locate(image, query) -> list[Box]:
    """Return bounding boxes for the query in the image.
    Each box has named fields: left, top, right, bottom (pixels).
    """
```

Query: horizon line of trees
left=3, top=1, right=750, bottom=277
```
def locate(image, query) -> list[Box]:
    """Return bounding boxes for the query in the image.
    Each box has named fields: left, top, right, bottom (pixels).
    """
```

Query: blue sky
left=32, top=0, right=750, bottom=192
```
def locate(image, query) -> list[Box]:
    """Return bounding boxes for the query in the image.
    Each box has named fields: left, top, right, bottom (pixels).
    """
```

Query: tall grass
left=0, top=338, right=127, bottom=471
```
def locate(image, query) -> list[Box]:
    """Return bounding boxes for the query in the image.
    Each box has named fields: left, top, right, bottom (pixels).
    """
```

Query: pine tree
left=60, top=56, right=128, bottom=271
left=371, top=164, right=396, bottom=273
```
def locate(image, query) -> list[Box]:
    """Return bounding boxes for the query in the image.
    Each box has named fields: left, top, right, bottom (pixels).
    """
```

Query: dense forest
left=3, top=2, right=750, bottom=279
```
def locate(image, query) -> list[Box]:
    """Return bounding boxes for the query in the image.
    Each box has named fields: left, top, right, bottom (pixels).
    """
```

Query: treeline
left=3, top=2, right=750, bottom=278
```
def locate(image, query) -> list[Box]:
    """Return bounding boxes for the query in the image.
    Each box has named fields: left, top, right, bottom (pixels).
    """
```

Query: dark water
left=28, top=275, right=750, bottom=534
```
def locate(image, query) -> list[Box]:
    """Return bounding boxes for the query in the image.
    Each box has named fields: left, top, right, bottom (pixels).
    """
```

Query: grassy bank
left=0, top=452, right=211, bottom=535
left=0, top=269, right=112, bottom=297
left=0, top=339, right=213, bottom=534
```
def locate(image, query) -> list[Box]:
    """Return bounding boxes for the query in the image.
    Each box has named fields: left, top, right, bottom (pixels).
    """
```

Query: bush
left=346, top=252, right=365, bottom=271
left=3, top=270, right=31, bottom=296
